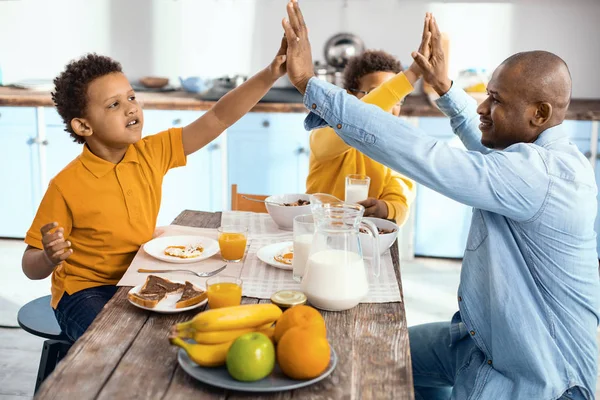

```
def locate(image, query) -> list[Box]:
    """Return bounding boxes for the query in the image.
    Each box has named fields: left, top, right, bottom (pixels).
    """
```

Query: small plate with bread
left=256, top=241, right=294, bottom=270
left=143, top=235, right=220, bottom=264
left=128, top=275, right=207, bottom=313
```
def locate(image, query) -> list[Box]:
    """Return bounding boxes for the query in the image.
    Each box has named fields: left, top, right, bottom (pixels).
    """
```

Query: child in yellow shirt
left=22, top=41, right=288, bottom=341
left=306, top=50, right=418, bottom=224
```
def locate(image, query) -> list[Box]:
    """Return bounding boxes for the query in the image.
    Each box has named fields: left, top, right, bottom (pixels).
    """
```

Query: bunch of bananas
left=169, top=303, right=282, bottom=367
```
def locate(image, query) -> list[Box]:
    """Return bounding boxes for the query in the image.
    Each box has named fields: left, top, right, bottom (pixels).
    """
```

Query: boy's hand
left=281, top=0, right=315, bottom=95
left=359, top=198, right=389, bottom=219
left=405, top=13, right=433, bottom=82
left=40, top=222, right=72, bottom=267
left=411, top=13, right=451, bottom=96
left=268, top=36, right=288, bottom=81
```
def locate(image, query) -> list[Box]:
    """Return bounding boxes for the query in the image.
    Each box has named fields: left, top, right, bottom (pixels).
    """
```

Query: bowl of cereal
left=359, top=217, right=399, bottom=258
left=264, top=194, right=312, bottom=231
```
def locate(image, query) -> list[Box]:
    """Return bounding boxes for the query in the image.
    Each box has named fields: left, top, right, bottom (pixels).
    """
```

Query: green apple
left=226, top=332, right=275, bottom=382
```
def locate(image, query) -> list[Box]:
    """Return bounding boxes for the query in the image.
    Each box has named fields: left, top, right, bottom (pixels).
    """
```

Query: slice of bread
left=128, top=291, right=166, bottom=308
left=176, top=281, right=207, bottom=309
left=140, top=275, right=185, bottom=295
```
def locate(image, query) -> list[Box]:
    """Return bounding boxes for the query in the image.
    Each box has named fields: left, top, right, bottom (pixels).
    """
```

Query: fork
left=137, top=265, right=226, bottom=278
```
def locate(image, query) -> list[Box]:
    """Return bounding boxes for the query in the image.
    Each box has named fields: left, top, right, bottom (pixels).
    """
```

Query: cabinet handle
left=173, top=118, right=182, bottom=125
left=208, top=143, right=221, bottom=151
left=27, top=138, right=49, bottom=146
left=296, top=147, right=308, bottom=155
left=262, top=120, right=270, bottom=128
left=584, top=151, right=600, bottom=159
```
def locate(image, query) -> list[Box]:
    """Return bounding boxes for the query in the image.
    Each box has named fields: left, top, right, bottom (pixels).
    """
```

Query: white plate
left=257, top=241, right=294, bottom=270
left=143, top=235, right=219, bottom=264
left=127, top=280, right=207, bottom=314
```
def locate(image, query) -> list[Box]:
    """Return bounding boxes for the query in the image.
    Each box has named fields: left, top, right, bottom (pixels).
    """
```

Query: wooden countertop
left=1, top=86, right=600, bottom=120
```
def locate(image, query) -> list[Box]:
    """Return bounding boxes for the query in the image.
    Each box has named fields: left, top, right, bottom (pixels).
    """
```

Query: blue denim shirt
left=303, top=77, right=600, bottom=399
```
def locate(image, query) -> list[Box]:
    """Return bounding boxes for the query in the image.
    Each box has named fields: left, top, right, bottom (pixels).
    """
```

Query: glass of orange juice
left=206, top=276, right=243, bottom=309
left=218, top=225, right=248, bottom=262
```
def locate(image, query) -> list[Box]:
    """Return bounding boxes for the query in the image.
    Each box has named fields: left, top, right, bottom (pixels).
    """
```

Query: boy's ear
left=71, top=118, right=92, bottom=138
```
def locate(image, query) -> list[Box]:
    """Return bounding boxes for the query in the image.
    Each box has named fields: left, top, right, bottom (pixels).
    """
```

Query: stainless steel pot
left=323, top=33, right=365, bottom=70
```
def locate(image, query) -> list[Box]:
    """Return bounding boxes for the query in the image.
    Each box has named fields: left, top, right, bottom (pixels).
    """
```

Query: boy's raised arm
left=181, top=38, right=288, bottom=156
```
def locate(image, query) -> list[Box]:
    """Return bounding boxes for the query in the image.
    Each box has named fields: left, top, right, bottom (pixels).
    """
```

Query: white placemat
left=117, top=225, right=244, bottom=288
left=221, top=211, right=290, bottom=238
left=241, top=237, right=402, bottom=303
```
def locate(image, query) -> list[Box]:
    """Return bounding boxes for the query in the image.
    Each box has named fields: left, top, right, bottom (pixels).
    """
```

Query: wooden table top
left=36, top=210, right=414, bottom=400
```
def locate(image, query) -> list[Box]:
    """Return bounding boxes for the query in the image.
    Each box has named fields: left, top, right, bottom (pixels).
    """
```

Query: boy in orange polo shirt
left=22, top=41, right=288, bottom=341
left=306, top=50, right=417, bottom=225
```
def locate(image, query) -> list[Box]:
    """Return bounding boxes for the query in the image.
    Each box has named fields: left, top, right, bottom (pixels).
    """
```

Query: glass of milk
left=345, top=174, right=370, bottom=204
left=292, top=214, right=315, bottom=282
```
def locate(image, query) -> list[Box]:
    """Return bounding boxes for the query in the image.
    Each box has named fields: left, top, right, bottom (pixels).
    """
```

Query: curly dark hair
left=51, top=54, right=123, bottom=144
left=342, top=50, right=403, bottom=91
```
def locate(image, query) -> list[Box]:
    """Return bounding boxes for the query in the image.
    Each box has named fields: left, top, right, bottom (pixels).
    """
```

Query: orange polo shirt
left=25, top=128, right=186, bottom=308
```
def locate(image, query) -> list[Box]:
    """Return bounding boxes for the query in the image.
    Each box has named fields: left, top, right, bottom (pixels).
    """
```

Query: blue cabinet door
left=227, top=112, right=309, bottom=205
left=413, top=117, right=473, bottom=258
left=0, top=107, right=39, bottom=238
left=44, top=108, right=85, bottom=184
left=142, top=109, right=224, bottom=225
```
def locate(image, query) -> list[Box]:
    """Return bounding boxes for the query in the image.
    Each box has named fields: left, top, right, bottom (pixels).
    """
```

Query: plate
left=127, top=280, right=207, bottom=314
left=177, top=346, right=337, bottom=392
left=257, top=241, right=294, bottom=270
left=143, top=235, right=219, bottom=264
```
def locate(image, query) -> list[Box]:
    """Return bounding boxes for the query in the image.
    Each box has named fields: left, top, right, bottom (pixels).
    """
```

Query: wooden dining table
left=36, top=210, right=414, bottom=399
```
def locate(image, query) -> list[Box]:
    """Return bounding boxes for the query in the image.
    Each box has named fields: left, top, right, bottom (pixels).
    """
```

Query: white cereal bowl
left=359, top=217, right=399, bottom=258
left=265, top=193, right=312, bottom=231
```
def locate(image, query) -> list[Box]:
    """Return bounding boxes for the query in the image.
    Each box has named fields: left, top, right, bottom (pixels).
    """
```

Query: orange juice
left=218, top=232, right=247, bottom=261
left=207, top=282, right=243, bottom=309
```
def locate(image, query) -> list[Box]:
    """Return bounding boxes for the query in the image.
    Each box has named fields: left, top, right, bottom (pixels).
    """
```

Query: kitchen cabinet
left=411, top=117, right=473, bottom=258
left=141, top=109, right=225, bottom=226
left=226, top=112, right=310, bottom=201
left=0, top=107, right=40, bottom=238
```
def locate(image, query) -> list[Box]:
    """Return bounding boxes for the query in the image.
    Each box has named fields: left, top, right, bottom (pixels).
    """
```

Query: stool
left=17, top=295, right=73, bottom=393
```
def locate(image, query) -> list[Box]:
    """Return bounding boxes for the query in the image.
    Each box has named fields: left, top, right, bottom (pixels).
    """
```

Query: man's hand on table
left=281, top=0, right=315, bottom=95
left=411, top=12, right=452, bottom=97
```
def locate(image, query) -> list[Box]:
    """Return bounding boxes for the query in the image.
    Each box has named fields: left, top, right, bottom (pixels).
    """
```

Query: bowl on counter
left=139, top=76, right=169, bottom=89
left=179, top=77, right=213, bottom=94
left=359, top=217, right=399, bottom=258
left=265, top=194, right=312, bottom=231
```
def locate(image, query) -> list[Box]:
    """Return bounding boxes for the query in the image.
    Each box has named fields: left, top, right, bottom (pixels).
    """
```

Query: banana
left=175, top=304, right=282, bottom=333
left=169, top=336, right=233, bottom=367
left=187, top=322, right=274, bottom=344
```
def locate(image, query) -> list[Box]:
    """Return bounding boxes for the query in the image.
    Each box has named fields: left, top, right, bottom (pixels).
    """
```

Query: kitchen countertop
left=1, top=86, right=600, bottom=120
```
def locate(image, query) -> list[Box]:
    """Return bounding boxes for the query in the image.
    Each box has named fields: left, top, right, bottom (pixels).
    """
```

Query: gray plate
left=177, top=347, right=337, bottom=392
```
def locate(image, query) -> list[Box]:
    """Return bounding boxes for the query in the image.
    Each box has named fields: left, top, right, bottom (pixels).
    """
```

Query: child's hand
left=404, top=13, right=433, bottom=85
left=268, top=36, right=288, bottom=81
left=40, top=222, right=73, bottom=267
left=359, top=198, right=389, bottom=219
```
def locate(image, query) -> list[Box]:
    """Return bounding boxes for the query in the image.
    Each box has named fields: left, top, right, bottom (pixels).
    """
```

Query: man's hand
left=358, top=198, right=389, bottom=219
left=411, top=13, right=452, bottom=96
left=40, top=222, right=72, bottom=267
left=281, top=0, right=315, bottom=95
left=267, top=36, right=288, bottom=81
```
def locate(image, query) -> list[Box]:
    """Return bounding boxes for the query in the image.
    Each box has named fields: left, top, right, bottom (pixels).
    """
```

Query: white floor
left=0, top=239, right=597, bottom=399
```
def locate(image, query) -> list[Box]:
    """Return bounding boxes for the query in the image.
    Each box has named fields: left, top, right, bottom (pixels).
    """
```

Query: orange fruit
left=273, top=305, right=326, bottom=343
left=277, top=326, right=331, bottom=380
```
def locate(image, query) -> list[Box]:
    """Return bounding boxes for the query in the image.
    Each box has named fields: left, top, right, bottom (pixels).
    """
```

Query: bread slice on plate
left=140, top=275, right=185, bottom=295
left=128, top=291, right=167, bottom=308
left=176, top=281, right=207, bottom=309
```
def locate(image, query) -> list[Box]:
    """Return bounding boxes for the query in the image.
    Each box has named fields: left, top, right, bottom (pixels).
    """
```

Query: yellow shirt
left=25, top=128, right=186, bottom=308
left=306, top=73, right=416, bottom=224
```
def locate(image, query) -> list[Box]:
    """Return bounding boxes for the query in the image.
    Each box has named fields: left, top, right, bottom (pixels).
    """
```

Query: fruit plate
left=256, top=241, right=294, bottom=271
left=177, top=347, right=337, bottom=392
left=143, top=235, right=219, bottom=264
left=127, top=281, right=207, bottom=314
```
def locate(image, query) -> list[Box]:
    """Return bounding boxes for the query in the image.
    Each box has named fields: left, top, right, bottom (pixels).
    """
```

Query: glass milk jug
left=301, top=202, right=380, bottom=311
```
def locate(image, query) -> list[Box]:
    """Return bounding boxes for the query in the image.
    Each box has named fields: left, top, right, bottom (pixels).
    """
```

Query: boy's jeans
left=410, top=322, right=588, bottom=400
left=54, top=285, right=118, bottom=342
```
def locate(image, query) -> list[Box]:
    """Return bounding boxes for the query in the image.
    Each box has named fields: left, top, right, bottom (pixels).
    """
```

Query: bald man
left=281, top=3, right=599, bottom=400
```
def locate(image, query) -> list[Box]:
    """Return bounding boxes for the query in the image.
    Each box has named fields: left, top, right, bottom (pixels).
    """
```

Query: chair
left=17, top=295, right=73, bottom=393
left=230, top=184, right=268, bottom=213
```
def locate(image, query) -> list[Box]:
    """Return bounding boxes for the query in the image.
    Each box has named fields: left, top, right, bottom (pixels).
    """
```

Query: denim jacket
left=302, top=77, right=600, bottom=399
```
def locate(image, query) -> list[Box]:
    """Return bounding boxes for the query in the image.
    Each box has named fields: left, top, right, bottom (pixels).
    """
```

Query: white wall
left=1, top=0, right=599, bottom=98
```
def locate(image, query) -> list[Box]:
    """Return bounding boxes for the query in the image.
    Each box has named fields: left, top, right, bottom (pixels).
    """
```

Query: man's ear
left=531, top=102, right=552, bottom=127
left=71, top=118, right=92, bottom=139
